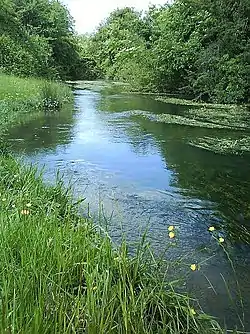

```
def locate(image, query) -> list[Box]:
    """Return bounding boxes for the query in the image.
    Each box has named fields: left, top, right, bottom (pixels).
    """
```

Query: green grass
left=0, top=73, right=72, bottom=102
left=0, top=74, right=73, bottom=133
left=0, top=151, right=222, bottom=333
left=0, top=74, right=224, bottom=333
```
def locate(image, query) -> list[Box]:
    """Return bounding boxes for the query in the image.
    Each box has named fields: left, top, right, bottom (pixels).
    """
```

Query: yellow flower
left=26, top=203, right=32, bottom=208
left=190, top=308, right=196, bottom=315
left=21, top=209, right=30, bottom=215
left=168, top=225, right=174, bottom=231
left=92, top=286, right=97, bottom=291
left=208, top=226, right=215, bottom=232
left=169, top=232, right=175, bottom=239
left=190, top=264, right=197, bottom=271
left=219, top=237, right=225, bottom=243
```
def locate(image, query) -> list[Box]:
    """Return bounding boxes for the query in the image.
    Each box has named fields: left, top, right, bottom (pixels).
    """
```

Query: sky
left=62, top=0, right=168, bottom=34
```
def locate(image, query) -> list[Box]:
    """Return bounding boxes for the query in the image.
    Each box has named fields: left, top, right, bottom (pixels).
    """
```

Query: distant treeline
left=80, top=0, right=250, bottom=104
left=1, top=0, right=249, bottom=104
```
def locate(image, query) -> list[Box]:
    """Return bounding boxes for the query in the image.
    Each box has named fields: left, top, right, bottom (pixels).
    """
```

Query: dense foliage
left=0, top=0, right=90, bottom=80
left=1, top=0, right=249, bottom=102
left=81, top=0, right=250, bottom=104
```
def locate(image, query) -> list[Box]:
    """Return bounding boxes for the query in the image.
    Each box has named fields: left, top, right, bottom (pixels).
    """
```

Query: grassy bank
left=0, top=75, right=223, bottom=332
left=0, top=151, right=222, bottom=333
left=0, top=74, right=72, bottom=134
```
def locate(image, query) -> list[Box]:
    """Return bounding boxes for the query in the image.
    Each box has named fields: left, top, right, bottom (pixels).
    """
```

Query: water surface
left=6, top=83, right=250, bottom=330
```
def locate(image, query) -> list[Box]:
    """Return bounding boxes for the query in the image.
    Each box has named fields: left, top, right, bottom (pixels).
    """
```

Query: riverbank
left=0, top=75, right=224, bottom=332
left=0, top=74, right=72, bottom=134
left=0, top=150, right=223, bottom=333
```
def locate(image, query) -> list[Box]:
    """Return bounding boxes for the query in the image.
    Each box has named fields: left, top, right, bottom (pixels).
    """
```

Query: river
left=6, top=81, right=250, bottom=331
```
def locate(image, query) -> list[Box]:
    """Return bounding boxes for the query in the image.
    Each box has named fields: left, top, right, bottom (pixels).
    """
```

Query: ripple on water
left=5, top=86, right=250, bottom=330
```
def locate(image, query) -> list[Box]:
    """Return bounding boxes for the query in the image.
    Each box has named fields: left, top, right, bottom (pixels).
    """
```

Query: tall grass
left=0, top=74, right=224, bottom=333
left=0, top=74, right=73, bottom=133
left=0, top=151, right=222, bottom=333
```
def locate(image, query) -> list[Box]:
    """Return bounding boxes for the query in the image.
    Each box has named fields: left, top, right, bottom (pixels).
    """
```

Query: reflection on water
left=6, top=84, right=250, bottom=330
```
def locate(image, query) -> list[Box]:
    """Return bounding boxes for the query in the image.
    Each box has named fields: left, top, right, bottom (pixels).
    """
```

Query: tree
left=0, top=0, right=89, bottom=80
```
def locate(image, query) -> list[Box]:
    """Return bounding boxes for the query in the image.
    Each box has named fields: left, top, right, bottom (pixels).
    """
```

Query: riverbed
left=6, top=82, right=250, bottom=330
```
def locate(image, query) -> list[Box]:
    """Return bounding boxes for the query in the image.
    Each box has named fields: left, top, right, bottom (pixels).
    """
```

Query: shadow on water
left=6, top=107, right=77, bottom=154
left=5, top=84, right=250, bottom=331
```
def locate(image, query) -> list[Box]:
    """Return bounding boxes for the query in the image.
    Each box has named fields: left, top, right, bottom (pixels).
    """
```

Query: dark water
left=6, top=83, right=250, bottom=330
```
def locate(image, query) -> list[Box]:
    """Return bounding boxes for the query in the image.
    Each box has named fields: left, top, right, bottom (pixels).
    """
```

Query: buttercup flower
left=219, top=237, right=225, bottom=243
left=190, top=264, right=197, bottom=271
left=169, top=232, right=175, bottom=239
left=190, top=308, right=196, bottom=315
left=208, top=226, right=215, bottom=232
left=168, top=225, right=174, bottom=231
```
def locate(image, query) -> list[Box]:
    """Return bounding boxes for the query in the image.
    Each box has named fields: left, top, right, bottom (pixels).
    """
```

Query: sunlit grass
left=0, top=73, right=71, bottom=102
left=0, top=151, right=223, bottom=333
left=0, top=74, right=243, bottom=332
left=0, top=74, right=73, bottom=133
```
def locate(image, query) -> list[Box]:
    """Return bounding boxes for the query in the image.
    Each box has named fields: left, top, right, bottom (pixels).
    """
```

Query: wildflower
left=26, top=203, right=32, bottom=208
left=92, top=286, right=97, bottom=291
left=219, top=237, right=225, bottom=243
left=169, top=231, right=175, bottom=239
left=21, top=209, right=30, bottom=215
left=208, top=226, right=215, bottom=232
left=190, top=308, right=196, bottom=315
left=168, top=225, right=174, bottom=231
left=190, top=264, right=197, bottom=271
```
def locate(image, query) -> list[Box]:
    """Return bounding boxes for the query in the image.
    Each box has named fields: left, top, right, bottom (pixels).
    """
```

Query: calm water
left=6, top=83, right=250, bottom=330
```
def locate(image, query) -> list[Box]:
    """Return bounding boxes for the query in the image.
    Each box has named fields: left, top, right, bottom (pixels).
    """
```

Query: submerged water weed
left=189, top=136, right=250, bottom=155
